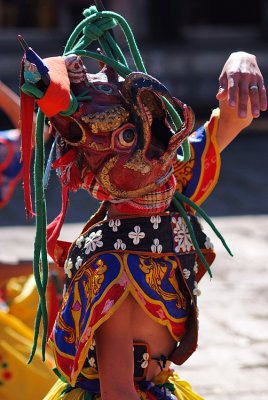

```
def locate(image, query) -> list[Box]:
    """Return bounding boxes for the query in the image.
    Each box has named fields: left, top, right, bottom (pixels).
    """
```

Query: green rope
left=59, top=90, right=79, bottom=116
left=64, top=49, right=132, bottom=77
left=63, top=6, right=187, bottom=155
left=162, top=97, right=191, bottom=161
left=171, top=195, right=213, bottom=278
left=171, top=189, right=233, bottom=279
left=28, top=109, right=48, bottom=362
left=21, top=82, right=44, bottom=99
left=174, top=191, right=233, bottom=257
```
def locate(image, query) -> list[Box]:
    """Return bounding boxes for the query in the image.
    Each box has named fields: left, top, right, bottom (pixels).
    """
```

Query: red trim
left=20, top=58, right=35, bottom=217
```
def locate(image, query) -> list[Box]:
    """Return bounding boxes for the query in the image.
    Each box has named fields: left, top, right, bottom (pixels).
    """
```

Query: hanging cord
left=172, top=190, right=233, bottom=278
left=28, top=109, right=49, bottom=362
left=63, top=5, right=191, bottom=161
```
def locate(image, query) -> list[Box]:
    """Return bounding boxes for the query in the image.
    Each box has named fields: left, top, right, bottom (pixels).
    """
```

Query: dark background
left=0, top=0, right=268, bottom=226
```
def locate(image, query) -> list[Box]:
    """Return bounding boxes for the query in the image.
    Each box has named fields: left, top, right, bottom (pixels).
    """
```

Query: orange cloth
left=37, top=57, right=70, bottom=117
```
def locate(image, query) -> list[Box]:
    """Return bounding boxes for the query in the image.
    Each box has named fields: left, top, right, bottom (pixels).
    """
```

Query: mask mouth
left=146, top=117, right=173, bottom=160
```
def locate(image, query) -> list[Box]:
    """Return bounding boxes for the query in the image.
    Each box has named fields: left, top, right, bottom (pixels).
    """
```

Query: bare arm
left=216, top=52, right=267, bottom=152
left=0, top=80, right=20, bottom=128
left=0, top=80, right=49, bottom=138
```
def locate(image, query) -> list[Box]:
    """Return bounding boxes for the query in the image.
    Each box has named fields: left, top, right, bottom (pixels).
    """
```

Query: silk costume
left=18, top=6, right=224, bottom=399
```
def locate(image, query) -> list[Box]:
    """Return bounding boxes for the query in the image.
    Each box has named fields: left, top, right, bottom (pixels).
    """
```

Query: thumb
left=216, top=85, right=228, bottom=101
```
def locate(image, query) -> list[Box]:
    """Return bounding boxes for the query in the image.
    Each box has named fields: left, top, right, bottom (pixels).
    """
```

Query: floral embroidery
left=108, top=219, right=121, bottom=232
left=150, top=215, right=161, bottom=229
left=64, top=258, right=73, bottom=278
left=172, top=216, right=193, bottom=252
left=193, top=281, right=201, bottom=296
left=84, top=230, right=103, bottom=254
left=101, top=299, right=115, bottom=315
left=75, top=235, right=84, bottom=248
left=128, top=225, right=145, bottom=245
left=75, top=256, right=83, bottom=270
left=151, top=238, right=163, bottom=253
left=204, top=236, right=214, bottom=250
left=114, top=238, right=126, bottom=250
left=183, top=268, right=191, bottom=279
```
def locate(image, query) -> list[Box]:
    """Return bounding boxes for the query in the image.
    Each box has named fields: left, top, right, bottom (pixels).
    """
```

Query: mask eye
left=94, top=84, right=113, bottom=94
left=117, top=128, right=136, bottom=147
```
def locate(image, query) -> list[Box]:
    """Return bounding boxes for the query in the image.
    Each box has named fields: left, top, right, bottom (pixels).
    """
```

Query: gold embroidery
left=57, top=260, right=107, bottom=345
left=81, top=106, right=130, bottom=134
left=139, top=257, right=186, bottom=309
left=98, top=155, right=157, bottom=199
left=124, top=150, right=151, bottom=174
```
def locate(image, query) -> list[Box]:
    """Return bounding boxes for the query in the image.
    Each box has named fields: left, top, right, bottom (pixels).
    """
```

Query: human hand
left=216, top=51, right=267, bottom=118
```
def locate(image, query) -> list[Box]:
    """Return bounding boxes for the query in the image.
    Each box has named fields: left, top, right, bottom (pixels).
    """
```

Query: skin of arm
left=0, top=80, right=49, bottom=138
left=215, top=52, right=267, bottom=152
left=0, top=80, right=20, bottom=128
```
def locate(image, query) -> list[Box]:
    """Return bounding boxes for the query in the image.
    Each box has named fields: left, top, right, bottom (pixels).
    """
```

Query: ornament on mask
left=46, top=54, right=195, bottom=201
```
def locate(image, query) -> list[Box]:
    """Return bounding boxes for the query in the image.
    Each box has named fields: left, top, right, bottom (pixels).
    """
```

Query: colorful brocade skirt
left=44, top=369, right=204, bottom=399
left=47, top=211, right=214, bottom=398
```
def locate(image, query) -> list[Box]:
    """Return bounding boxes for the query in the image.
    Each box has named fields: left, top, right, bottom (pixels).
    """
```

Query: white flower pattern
left=151, top=238, right=163, bottom=253
left=108, top=219, right=121, bottom=232
left=114, top=238, right=126, bottom=250
left=64, top=258, right=73, bottom=278
left=75, top=235, right=84, bottom=248
left=75, top=256, right=83, bottom=270
left=128, top=225, right=145, bottom=245
left=172, top=216, right=193, bottom=253
left=84, top=230, right=103, bottom=254
left=183, top=268, right=191, bottom=280
left=150, top=215, right=161, bottom=229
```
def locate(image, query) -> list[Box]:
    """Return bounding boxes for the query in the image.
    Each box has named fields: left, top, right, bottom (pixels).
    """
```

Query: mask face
left=50, top=55, right=195, bottom=199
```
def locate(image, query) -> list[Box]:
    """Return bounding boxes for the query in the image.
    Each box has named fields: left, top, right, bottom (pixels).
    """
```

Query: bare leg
left=95, top=293, right=176, bottom=400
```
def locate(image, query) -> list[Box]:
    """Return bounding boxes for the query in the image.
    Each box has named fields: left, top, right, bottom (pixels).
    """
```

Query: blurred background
left=0, top=0, right=268, bottom=225
left=0, top=2, right=268, bottom=399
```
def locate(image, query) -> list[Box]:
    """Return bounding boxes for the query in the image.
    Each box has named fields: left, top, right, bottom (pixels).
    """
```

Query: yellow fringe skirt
left=43, top=369, right=204, bottom=400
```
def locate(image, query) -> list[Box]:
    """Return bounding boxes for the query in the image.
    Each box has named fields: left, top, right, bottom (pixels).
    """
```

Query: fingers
left=248, top=84, right=261, bottom=117
left=217, top=71, right=267, bottom=119
left=216, top=75, right=228, bottom=101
